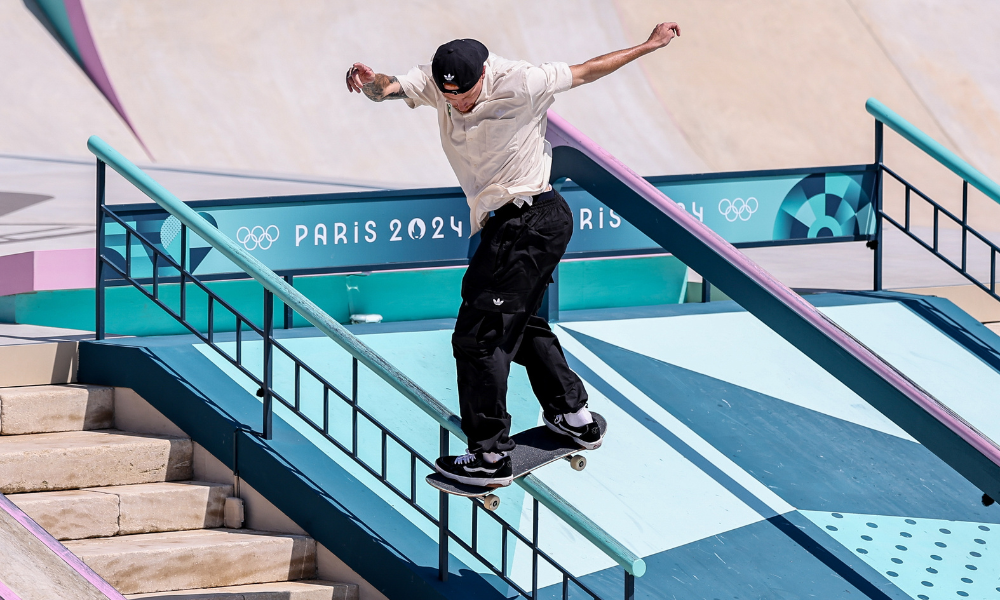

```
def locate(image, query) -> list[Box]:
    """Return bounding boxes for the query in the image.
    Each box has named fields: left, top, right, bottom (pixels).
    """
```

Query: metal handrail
left=868, top=98, right=1000, bottom=326
left=87, top=135, right=645, bottom=582
left=866, top=98, right=1000, bottom=205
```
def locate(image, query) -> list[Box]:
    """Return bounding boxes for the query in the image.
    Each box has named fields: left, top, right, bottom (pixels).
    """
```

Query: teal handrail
left=87, top=135, right=645, bottom=578
left=866, top=98, right=1000, bottom=204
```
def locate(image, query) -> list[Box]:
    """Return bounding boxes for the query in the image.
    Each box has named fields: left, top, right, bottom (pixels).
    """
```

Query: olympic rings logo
left=718, top=197, right=758, bottom=222
left=236, top=225, right=280, bottom=250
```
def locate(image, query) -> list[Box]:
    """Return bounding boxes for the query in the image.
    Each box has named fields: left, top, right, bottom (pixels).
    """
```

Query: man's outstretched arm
left=346, top=62, right=409, bottom=102
left=569, top=22, right=680, bottom=88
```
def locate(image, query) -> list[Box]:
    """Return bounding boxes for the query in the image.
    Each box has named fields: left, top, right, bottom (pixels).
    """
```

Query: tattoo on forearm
left=386, top=85, right=409, bottom=99
left=362, top=74, right=406, bottom=102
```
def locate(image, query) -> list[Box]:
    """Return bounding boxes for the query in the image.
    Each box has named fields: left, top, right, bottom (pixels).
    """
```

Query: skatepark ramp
left=545, top=104, right=1000, bottom=506
left=82, top=137, right=644, bottom=600
left=73, top=101, right=1000, bottom=599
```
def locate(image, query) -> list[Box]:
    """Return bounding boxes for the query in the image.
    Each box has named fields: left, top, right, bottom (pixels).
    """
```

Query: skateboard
left=426, top=412, right=607, bottom=511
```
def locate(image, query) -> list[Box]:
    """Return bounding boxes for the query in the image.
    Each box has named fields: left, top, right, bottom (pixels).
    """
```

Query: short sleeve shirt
left=396, top=55, right=573, bottom=234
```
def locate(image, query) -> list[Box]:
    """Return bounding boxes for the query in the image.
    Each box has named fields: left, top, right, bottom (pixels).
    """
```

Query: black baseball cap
left=431, top=39, right=488, bottom=95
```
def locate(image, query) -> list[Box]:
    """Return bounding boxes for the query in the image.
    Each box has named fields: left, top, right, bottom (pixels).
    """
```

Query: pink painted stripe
left=545, top=109, right=1000, bottom=469
left=63, top=0, right=153, bottom=160
left=0, top=494, right=126, bottom=600
left=0, top=577, right=24, bottom=600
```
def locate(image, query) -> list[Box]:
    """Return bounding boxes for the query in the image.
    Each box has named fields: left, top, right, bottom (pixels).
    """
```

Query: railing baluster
left=905, top=187, right=911, bottom=231
left=563, top=574, right=569, bottom=600
left=294, top=364, right=301, bottom=411
left=992, top=250, right=997, bottom=293
left=410, top=453, right=417, bottom=503
left=381, top=430, right=388, bottom=479
left=179, top=272, right=186, bottom=321
left=933, top=206, right=939, bottom=252
left=236, top=317, right=242, bottom=364
left=962, top=180, right=969, bottom=273
left=352, top=357, right=359, bottom=457
left=207, top=296, right=214, bottom=344
left=624, top=573, right=635, bottom=600
left=471, top=502, right=478, bottom=554
left=439, top=426, right=449, bottom=583
left=502, top=526, right=508, bottom=578
left=125, top=230, right=132, bottom=279
left=322, top=387, right=329, bottom=434
left=262, top=290, right=274, bottom=440
left=352, top=357, right=358, bottom=405
left=351, top=407, right=358, bottom=458
left=152, top=253, right=159, bottom=299
left=180, top=224, right=187, bottom=271
left=532, top=498, right=539, bottom=599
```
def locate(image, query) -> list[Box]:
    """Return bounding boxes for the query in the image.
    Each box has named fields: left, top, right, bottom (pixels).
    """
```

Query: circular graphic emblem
left=718, top=197, right=759, bottom=222
left=408, top=218, right=426, bottom=240
left=236, top=225, right=280, bottom=250
left=773, top=173, right=874, bottom=240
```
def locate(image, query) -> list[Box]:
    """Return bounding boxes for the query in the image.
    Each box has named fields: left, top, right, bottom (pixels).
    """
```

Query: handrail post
left=262, top=290, right=274, bottom=440
left=624, top=573, right=635, bottom=600
left=438, top=426, right=449, bottom=582
left=873, top=119, right=884, bottom=291
left=95, top=159, right=107, bottom=341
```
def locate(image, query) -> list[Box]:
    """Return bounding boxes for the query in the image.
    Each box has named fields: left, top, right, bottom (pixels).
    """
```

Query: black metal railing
left=870, top=106, right=1000, bottom=304
left=94, top=159, right=636, bottom=600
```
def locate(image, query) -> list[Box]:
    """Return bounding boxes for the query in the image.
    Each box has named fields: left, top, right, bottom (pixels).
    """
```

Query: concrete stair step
left=9, top=481, right=232, bottom=540
left=0, top=384, right=113, bottom=435
left=65, top=529, right=316, bottom=595
left=0, top=429, right=192, bottom=493
left=125, top=580, right=358, bottom=599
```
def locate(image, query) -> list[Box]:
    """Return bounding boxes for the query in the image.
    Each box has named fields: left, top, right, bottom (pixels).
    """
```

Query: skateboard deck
left=426, top=413, right=606, bottom=510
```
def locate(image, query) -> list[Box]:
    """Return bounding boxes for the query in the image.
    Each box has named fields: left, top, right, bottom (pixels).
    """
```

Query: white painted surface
left=560, top=312, right=916, bottom=441
left=820, top=301, right=1000, bottom=449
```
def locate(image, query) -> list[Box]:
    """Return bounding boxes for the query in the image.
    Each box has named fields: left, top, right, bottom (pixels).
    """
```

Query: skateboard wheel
left=483, top=494, right=500, bottom=511
left=569, top=455, right=587, bottom=471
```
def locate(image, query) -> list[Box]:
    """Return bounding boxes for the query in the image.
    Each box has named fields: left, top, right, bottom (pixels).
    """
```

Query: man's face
left=442, top=70, right=485, bottom=113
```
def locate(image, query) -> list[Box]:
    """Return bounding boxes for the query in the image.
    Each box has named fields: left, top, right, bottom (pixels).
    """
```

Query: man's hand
left=645, top=22, right=680, bottom=50
left=570, top=21, right=681, bottom=88
left=346, top=63, right=407, bottom=102
left=346, top=63, right=376, bottom=93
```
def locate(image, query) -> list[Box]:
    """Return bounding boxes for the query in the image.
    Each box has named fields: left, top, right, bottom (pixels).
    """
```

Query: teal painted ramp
left=95, top=291, right=995, bottom=599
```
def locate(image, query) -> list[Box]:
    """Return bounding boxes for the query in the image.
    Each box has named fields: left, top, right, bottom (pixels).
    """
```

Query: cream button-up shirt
left=396, top=54, right=573, bottom=234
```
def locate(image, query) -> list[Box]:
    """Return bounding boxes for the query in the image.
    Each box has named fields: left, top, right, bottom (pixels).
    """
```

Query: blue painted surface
left=81, top=292, right=1000, bottom=599
left=803, top=511, right=999, bottom=600
left=561, top=327, right=998, bottom=522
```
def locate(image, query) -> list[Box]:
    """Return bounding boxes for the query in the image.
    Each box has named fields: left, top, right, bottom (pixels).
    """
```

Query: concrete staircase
left=0, top=384, right=358, bottom=599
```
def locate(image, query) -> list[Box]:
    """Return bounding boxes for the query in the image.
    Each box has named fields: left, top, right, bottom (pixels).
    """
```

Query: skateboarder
left=347, top=22, right=681, bottom=487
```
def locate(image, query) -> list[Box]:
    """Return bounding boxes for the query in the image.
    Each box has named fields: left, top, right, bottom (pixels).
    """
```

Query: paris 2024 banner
left=104, top=166, right=877, bottom=279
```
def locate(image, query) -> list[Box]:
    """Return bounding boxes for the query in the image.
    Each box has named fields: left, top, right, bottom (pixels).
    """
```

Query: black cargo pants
left=452, top=189, right=589, bottom=454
